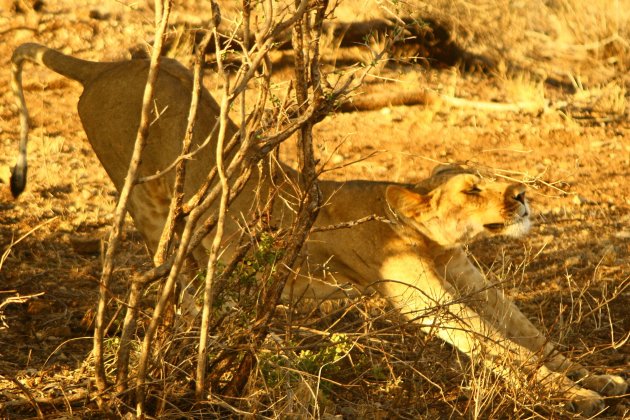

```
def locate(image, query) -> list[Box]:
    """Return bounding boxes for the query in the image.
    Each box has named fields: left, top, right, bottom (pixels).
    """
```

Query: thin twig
left=91, top=0, right=171, bottom=407
left=7, top=376, right=44, bottom=419
left=311, top=214, right=391, bottom=233
left=0, top=217, right=57, bottom=271
left=0, top=292, right=43, bottom=330
left=196, top=1, right=231, bottom=399
left=90, top=3, right=171, bottom=386
left=135, top=120, right=219, bottom=185
left=0, top=386, right=90, bottom=411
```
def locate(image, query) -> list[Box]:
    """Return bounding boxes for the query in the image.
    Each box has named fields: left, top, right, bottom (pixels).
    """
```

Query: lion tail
left=10, top=43, right=112, bottom=197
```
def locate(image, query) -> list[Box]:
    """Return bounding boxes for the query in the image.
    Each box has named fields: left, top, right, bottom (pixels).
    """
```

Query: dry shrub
left=402, top=0, right=630, bottom=70
left=329, top=0, right=629, bottom=75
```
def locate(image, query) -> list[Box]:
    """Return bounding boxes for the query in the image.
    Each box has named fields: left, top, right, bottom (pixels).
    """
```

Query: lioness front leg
left=439, top=250, right=627, bottom=398
left=378, top=255, right=610, bottom=417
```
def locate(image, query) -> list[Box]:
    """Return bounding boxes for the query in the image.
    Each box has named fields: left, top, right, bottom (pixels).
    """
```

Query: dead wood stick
left=115, top=22, right=214, bottom=398
left=6, top=376, right=44, bottom=418
left=93, top=0, right=172, bottom=395
left=196, top=1, right=231, bottom=399
left=0, top=388, right=90, bottom=411
left=154, top=31, right=214, bottom=265
left=338, top=89, right=544, bottom=114
left=114, top=278, right=141, bottom=393
left=0, top=292, right=45, bottom=311
left=442, top=95, right=544, bottom=113
left=337, top=89, right=435, bottom=112
left=92, top=0, right=170, bottom=411
left=134, top=4, right=256, bottom=412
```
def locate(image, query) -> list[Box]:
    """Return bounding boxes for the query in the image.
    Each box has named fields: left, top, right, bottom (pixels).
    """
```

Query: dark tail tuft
left=10, top=163, right=27, bottom=197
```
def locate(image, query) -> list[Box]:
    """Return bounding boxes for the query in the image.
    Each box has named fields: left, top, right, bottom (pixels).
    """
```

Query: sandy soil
left=0, top=0, right=628, bottom=418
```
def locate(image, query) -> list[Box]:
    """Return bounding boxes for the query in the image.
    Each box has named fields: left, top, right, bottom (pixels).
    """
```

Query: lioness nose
left=507, top=184, right=527, bottom=204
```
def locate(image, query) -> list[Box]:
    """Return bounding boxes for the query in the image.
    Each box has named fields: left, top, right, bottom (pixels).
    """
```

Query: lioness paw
left=580, top=374, right=628, bottom=396
left=567, top=388, right=605, bottom=417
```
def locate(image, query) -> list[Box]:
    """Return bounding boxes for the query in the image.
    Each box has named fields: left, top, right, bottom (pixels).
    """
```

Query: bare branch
left=196, top=0, right=232, bottom=399
left=114, top=278, right=142, bottom=392
left=7, top=376, right=47, bottom=418
left=222, top=0, right=329, bottom=397
left=311, top=214, right=391, bottom=232
left=93, top=0, right=172, bottom=396
left=154, top=30, right=214, bottom=265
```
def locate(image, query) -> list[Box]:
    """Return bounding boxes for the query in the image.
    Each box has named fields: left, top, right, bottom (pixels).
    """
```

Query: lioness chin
left=10, top=43, right=627, bottom=416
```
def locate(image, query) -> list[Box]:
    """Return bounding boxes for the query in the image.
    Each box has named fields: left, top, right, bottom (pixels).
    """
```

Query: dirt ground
left=0, top=0, right=628, bottom=418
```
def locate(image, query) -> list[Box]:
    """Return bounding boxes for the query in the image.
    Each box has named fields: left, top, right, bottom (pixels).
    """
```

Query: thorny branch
left=311, top=214, right=392, bottom=232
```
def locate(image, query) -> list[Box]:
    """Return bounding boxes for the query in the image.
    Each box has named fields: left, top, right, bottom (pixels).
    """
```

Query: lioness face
left=386, top=173, right=531, bottom=246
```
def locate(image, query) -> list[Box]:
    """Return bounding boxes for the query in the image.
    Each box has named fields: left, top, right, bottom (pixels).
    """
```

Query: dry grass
left=410, top=0, right=630, bottom=70
left=1, top=0, right=629, bottom=418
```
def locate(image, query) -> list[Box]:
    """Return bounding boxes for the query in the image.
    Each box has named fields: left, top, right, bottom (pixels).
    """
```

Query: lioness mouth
left=483, top=223, right=505, bottom=232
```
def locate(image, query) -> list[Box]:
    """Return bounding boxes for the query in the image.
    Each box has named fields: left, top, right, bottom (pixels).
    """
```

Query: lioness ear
left=385, top=185, right=433, bottom=220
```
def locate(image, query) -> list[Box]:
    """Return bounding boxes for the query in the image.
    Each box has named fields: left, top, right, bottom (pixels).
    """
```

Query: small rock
left=599, top=245, right=617, bottom=265
left=330, top=154, right=344, bottom=165
left=572, top=194, right=592, bottom=205
left=564, top=255, right=582, bottom=268
left=615, top=230, right=630, bottom=240
left=69, top=234, right=102, bottom=255
left=88, top=9, right=110, bottom=20
left=27, top=300, right=49, bottom=315
left=0, top=165, right=10, bottom=184
left=541, top=235, right=555, bottom=243
left=57, top=221, right=74, bottom=233
left=45, top=325, right=72, bottom=339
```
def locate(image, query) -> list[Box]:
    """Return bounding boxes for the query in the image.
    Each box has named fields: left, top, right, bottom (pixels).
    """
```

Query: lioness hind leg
left=127, top=183, right=200, bottom=320
left=127, top=182, right=172, bottom=258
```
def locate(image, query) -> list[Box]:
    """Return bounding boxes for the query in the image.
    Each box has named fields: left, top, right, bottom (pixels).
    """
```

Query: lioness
left=10, top=43, right=626, bottom=416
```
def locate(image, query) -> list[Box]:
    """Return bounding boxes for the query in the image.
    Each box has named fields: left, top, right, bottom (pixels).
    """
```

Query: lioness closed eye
left=10, top=44, right=627, bottom=416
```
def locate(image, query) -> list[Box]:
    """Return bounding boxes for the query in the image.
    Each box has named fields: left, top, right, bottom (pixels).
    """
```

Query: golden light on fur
left=385, top=173, right=531, bottom=246
left=10, top=44, right=626, bottom=417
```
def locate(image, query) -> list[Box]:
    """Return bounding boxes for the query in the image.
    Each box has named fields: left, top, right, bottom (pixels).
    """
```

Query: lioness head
left=386, top=169, right=531, bottom=246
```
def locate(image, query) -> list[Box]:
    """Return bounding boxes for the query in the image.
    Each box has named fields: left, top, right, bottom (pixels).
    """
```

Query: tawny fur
left=10, top=43, right=626, bottom=416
